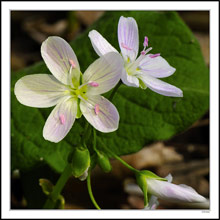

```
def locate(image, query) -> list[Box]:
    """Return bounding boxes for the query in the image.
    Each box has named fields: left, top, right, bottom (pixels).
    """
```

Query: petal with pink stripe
left=43, top=97, right=77, bottom=143
left=80, top=95, right=119, bottom=133
left=88, top=30, right=118, bottom=56
left=41, top=36, right=80, bottom=85
left=14, top=74, right=67, bottom=108
left=118, top=16, right=139, bottom=62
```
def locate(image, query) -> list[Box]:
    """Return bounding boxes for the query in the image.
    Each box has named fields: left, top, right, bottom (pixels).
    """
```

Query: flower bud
left=71, top=147, right=90, bottom=178
left=97, top=152, right=112, bottom=173
left=147, top=177, right=207, bottom=203
left=136, top=170, right=207, bottom=208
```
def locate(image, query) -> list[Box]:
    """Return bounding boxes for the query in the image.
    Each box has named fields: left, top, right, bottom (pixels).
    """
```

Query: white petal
left=147, top=179, right=207, bottom=203
left=83, top=52, right=123, bottom=95
left=80, top=95, right=119, bottom=133
left=118, top=16, right=139, bottom=62
left=145, top=195, right=159, bottom=210
left=88, top=30, right=118, bottom=56
left=14, top=74, right=67, bottom=108
left=41, top=36, right=80, bottom=85
left=138, top=74, right=183, bottom=97
left=165, top=173, right=173, bottom=183
left=121, top=69, right=139, bottom=87
left=43, top=97, right=77, bottom=143
left=139, top=54, right=176, bottom=78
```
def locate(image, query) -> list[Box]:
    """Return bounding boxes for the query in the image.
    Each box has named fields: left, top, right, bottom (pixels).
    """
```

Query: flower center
left=124, top=36, right=154, bottom=77
left=72, top=84, right=88, bottom=100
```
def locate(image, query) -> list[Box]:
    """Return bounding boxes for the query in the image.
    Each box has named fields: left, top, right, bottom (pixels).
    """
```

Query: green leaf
left=11, top=11, right=209, bottom=173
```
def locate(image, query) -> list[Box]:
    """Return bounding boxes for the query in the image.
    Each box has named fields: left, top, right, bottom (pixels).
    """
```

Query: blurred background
left=11, top=11, right=209, bottom=209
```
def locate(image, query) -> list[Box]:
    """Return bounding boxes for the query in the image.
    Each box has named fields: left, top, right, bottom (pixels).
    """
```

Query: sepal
left=70, top=147, right=91, bottom=178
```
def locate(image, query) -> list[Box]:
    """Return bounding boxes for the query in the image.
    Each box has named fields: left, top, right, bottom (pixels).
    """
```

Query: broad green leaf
left=11, top=11, right=209, bottom=173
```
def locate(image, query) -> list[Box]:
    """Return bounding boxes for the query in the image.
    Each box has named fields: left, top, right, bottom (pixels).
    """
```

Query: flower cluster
left=14, top=16, right=207, bottom=209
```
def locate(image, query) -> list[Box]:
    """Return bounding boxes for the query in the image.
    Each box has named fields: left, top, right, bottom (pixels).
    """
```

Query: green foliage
left=11, top=11, right=209, bottom=173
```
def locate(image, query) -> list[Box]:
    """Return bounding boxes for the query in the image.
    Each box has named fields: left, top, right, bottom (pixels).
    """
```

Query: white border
left=2, top=1, right=219, bottom=219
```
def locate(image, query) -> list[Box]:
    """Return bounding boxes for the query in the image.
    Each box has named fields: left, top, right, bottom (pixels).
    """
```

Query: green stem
left=93, top=128, right=97, bottom=151
left=101, top=143, right=139, bottom=174
left=109, top=81, right=122, bottom=101
left=112, top=153, right=139, bottom=174
left=87, top=169, right=101, bottom=209
left=43, top=163, right=72, bottom=209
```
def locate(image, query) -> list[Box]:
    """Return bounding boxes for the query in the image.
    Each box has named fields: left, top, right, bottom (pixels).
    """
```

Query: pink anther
left=143, top=36, right=148, bottom=47
left=88, top=82, right=99, bottom=87
left=59, top=114, right=65, bottom=125
left=121, top=43, right=132, bottom=50
left=69, top=59, right=76, bottom=68
left=141, top=50, right=146, bottom=55
left=94, top=104, right=100, bottom=115
left=149, top=53, right=160, bottom=58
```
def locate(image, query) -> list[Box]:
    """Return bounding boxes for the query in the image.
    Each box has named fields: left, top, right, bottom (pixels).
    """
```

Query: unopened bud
left=71, top=147, right=90, bottom=178
left=97, top=152, right=112, bottom=173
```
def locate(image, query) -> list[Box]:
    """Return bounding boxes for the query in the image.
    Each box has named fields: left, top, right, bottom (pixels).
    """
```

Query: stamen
left=143, top=36, right=148, bottom=47
left=94, top=104, right=100, bottom=115
left=69, top=59, right=76, bottom=68
left=88, top=81, right=99, bottom=87
left=59, top=114, right=65, bottom=125
left=149, top=53, right=160, bottom=58
left=140, top=47, right=153, bottom=56
left=121, top=43, right=132, bottom=51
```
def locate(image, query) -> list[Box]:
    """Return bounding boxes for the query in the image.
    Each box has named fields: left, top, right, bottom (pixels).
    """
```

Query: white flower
left=146, top=174, right=206, bottom=204
left=89, top=16, right=183, bottom=97
left=14, top=36, right=123, bottom=143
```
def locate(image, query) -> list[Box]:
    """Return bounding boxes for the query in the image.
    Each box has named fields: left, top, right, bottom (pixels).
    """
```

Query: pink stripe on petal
left=118, top=16, right=139, bottom=61
left=43, top=98, right=77, bottom=143
left=139, top=55, right=176, bottom=78
left=121, top=43, right=132, bottom=50
left=88, top=30, right=118, bottom=56
left=139, top=74, right=183, bottom=97
left=83, top=52, right=123, bottom=95
left=80, top=95, right=119, bottom=133
left=41, top=36, right=80, bottom=85
left=14, top=74, right=67, bottom=108
left=149, top=53, right=161, bottom=58
left=147, top=178, right=206, bottom=203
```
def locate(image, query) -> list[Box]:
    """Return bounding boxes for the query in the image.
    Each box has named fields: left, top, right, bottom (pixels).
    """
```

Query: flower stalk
left=43, top=163, right=72, bottom=209
left=87, top=168, right=101, bottom=210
